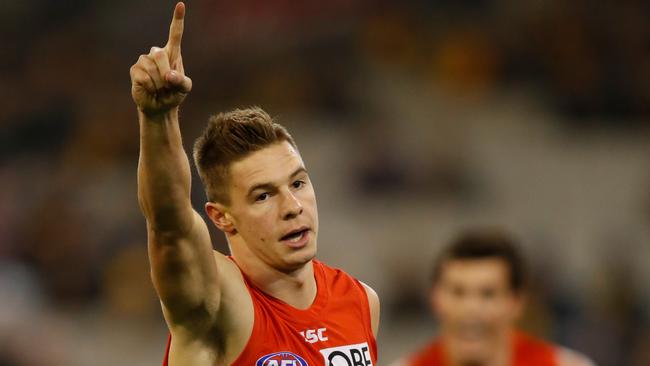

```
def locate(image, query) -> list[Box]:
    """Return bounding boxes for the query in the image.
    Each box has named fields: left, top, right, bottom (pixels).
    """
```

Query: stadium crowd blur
left=1, top=0, right=649, bottom=365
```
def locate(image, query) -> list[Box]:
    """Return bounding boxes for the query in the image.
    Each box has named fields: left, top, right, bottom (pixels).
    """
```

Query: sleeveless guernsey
left=163, top=259, right=377, bottom=366
left=407, top=331, right=557, bottom=366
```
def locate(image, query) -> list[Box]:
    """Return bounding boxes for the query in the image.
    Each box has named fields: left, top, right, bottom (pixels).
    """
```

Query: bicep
left=148, top=209, right=221, bottom=326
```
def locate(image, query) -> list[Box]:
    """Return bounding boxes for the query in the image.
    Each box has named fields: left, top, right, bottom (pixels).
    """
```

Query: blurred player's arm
left=558, top=348, right=597, bottom=366
left=387, top=358, right=408, bottom=366
left=130, top=2, right=220, bottom=331
left=361, top=282, right=380, bottom=337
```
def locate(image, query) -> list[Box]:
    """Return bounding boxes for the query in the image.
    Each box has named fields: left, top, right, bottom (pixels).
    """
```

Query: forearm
left=138, top=108, right=193, bottom=233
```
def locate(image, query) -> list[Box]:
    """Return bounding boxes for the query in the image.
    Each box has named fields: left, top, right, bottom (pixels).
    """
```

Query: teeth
left=288, top=231, right=304, bottom=242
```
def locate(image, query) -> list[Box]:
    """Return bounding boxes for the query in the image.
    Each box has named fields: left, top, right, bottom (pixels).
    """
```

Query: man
left=128, top=3, right=379, bottom=365
left=393, top=229, right=594, bottom=366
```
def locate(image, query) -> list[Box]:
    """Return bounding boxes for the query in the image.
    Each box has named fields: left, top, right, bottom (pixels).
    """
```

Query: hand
left=130, top=2, right=192, bottom=117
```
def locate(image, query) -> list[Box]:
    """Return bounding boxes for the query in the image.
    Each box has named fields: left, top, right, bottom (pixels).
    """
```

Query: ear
left=510, top=291, right=526, bottom=319
left=429, top=284, right=440, bottom=315
left=205, top=202, right=237, bottom=234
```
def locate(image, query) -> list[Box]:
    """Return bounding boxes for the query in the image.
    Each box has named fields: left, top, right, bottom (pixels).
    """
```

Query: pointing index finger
left=166, top=2, right=185, bottom=59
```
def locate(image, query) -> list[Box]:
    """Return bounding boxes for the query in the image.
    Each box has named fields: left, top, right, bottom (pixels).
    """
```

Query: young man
left=128, top=3, right=379, bottom=365
left=393, top=229, right=594, bottom=366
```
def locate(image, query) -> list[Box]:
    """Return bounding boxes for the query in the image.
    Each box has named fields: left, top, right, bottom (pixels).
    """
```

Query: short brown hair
left=192, top=107, right=296, bottom=204
left=432, top=228, right=527, bottom=293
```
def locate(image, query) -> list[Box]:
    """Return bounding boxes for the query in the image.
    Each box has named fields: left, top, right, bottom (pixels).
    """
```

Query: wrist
left=138, top=106, right=179, bottom=124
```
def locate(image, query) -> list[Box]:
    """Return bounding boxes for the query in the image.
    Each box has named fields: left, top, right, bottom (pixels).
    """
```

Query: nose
left=458, top=293, right=483, bottom=317
left=281, top=190, right=303, bottom=220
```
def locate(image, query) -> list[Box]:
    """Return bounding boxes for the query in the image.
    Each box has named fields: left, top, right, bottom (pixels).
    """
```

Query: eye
left=481, top=288, right=497, bottom=300
left=292, top=180, right=305, bottom=189
left=256, top=192, right=270, bottom=202
left=450, top=285, right=465, bottom=298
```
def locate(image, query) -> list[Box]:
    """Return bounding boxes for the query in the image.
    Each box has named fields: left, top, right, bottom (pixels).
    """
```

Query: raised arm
left=129, top=2, right=219, bottom=329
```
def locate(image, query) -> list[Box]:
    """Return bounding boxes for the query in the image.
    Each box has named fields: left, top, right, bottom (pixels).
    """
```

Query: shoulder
left=316, top=260, right=369, bottom=294
left=315, top=261, right=381, bottom=336
left=359, top=281, right=380, bottom=337
left=392, top=339, right=442, bottom=366
left=514, top=332, right=593, bottom=366
left=165, top=251, right=254, bottom=365
left=556, top=347, right=596, bottom=366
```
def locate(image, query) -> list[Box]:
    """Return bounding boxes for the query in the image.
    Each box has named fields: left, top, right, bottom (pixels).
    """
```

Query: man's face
left=226, top=141, right=318, bottom=271
left=432, top=258, right=522, bottom=362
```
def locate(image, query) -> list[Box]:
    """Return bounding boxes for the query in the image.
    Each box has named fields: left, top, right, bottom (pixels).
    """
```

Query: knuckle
left=130, top=68, right=141, bottom=80
left=153, top=50, right=166, bottom=60
left=150, top=47, right=163, bottom=57
left=137, top=54, right=150, bottom=66
left=131, top=66, right=145, bottom=78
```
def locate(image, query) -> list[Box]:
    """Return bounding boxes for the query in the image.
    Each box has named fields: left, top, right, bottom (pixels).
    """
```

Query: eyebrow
left=246, top=167, right=308, bottom=197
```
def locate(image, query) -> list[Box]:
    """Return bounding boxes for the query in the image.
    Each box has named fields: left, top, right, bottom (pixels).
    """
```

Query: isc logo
left=255, top=352, right=309, bottom=366
left=319, top=342, right=373, bottom=366
left=300, top=328, right=328, bottom=343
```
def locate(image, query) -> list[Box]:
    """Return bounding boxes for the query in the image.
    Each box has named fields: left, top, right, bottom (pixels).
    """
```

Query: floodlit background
left=1, top=0, right=649, bottom=365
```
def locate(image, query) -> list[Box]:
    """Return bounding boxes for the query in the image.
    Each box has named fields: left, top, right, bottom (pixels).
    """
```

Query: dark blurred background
left=1, top=0, right=649, bottom=365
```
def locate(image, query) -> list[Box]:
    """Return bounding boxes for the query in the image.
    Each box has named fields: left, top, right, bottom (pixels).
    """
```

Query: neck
left=445, top=330, right=514, bottom=366
left=229, top=238, right=317, bottom=310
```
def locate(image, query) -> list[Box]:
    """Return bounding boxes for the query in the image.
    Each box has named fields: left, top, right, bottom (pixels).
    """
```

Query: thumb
left=166, top=71, right=192, bottom=93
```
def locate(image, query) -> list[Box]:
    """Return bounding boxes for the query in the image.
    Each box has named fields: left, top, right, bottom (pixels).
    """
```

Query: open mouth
left=280, top=227, right=310, bottom=246
left=456, top=323, right=489, bottom=341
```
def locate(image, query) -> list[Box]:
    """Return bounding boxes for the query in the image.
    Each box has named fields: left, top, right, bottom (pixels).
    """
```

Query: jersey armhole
left=354, top=279, right=378, bottom=362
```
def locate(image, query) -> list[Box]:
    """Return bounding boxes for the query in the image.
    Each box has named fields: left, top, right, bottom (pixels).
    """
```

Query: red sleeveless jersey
left=407, top=331, right=557, bottom=366
left=163, top=259, right=377, bottom=366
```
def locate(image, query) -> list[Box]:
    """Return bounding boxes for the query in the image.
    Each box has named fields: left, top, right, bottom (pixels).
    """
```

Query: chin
left=282, top=244, right=317, bottom=269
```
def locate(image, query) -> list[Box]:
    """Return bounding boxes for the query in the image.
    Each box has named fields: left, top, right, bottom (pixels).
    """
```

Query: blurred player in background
left=129, top=2, right=378, bottom=365
left=392, top=228, right=594, bottom=366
